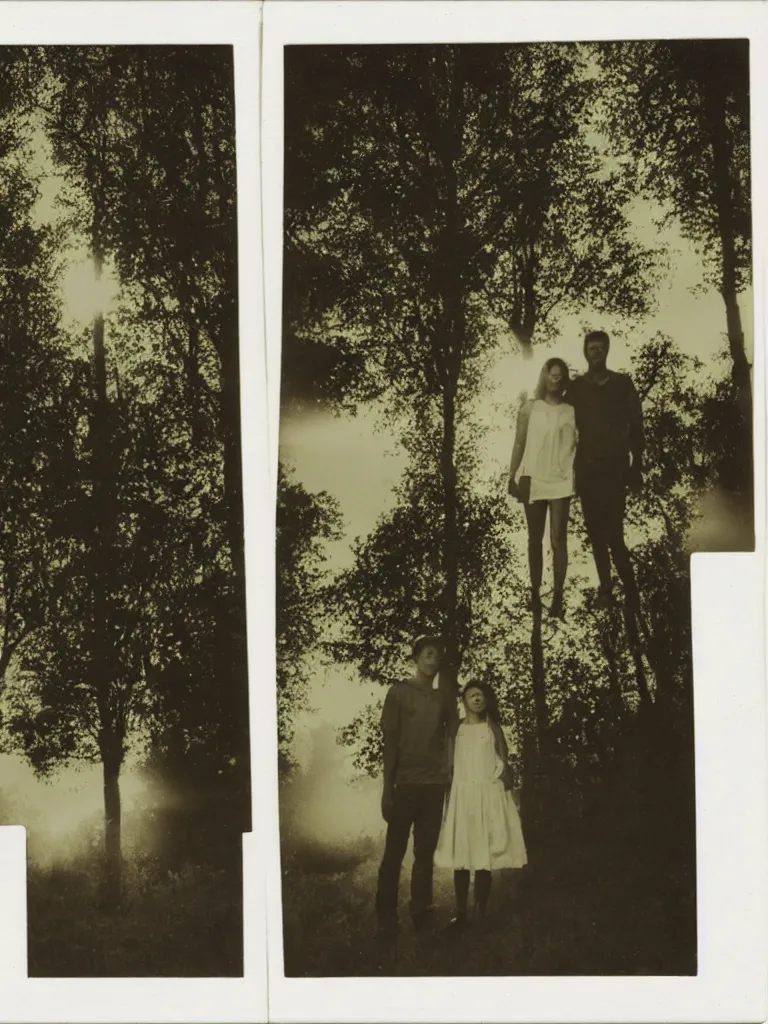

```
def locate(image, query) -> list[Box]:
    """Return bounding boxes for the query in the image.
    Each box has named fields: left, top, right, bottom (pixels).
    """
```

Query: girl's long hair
left=461, top=681, right=501, bottom=723
left=533, top=357, right=571, bottom=401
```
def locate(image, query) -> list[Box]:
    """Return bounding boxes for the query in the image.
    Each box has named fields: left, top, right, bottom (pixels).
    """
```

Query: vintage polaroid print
left=0, top=3, right=267, bottom=1022
left=263, top=1, right=766, bottom=1022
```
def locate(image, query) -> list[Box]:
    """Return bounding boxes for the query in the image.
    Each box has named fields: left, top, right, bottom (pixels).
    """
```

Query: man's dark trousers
left=578, top=468, right=637, bottom=599
left=375, top=783, right=445, bottom=926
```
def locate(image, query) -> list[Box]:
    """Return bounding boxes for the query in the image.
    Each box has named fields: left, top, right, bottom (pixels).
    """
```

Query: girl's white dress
left=517, top=399, right=576, bottom=503
left=434, top=722, right=528, bottom=871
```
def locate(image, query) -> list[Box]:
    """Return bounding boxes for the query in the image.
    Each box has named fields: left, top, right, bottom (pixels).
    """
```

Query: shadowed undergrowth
left=280, top=724, right=697, bottom=978
left=281, top=830, right=695, bottom=978
left=27, top=852, right=243, bottom=977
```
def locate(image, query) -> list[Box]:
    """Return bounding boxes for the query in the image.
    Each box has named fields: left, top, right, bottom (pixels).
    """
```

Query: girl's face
left=464, top=686, right=487, bottom=715
left=546, top=363, right=565, bottom=393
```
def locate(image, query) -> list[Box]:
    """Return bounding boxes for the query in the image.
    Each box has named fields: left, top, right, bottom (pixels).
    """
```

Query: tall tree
left=90, top=45, right=252, bottom=813
left=596, top=39, right=752, bottom=511
left=35, top=46, right=132, bottom=902
left=4, top=45, right=248, bottom=902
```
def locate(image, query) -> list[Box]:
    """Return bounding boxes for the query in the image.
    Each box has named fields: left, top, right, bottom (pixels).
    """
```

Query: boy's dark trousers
left=375, top=783, right=446, bottom=927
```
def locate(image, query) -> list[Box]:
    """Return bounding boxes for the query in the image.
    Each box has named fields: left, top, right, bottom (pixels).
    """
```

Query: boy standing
left=375, top=635, right=458, bottom=938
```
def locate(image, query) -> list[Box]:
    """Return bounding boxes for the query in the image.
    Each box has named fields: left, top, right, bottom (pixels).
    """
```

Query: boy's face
left=415, top=644, right=441, bottom=679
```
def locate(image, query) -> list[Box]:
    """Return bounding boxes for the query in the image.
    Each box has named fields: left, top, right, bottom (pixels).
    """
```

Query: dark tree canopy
left=282, top=43, right=662, bottom=409
left=0, top=46, right=249, bottom=909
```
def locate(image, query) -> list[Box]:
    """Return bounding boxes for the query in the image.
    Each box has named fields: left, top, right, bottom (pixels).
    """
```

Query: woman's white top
left=517, top=399, right=576, bottom=502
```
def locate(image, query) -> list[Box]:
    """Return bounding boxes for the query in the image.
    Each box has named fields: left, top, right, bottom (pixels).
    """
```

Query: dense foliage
left=0, top=46, right=248, bottom=918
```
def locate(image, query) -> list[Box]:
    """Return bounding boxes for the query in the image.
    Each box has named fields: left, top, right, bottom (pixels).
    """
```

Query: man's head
left=411, top=634, right=443, bottom=681
left=583, top=330, right=610, bottom=371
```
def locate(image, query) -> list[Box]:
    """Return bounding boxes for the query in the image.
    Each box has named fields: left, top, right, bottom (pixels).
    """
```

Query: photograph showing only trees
left=277, top=40, right=752, bottom=977
left=0, top=46, right=249, bottom=977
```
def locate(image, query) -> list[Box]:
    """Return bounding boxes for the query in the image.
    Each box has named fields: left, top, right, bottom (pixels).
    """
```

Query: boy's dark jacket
left=445, top=717, right=515, bottom=792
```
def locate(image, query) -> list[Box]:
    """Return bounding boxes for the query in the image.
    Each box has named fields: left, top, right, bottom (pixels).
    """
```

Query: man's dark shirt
left=380, top=677, right=458, bottom=785
left=568, top=371, right=643, bottom=481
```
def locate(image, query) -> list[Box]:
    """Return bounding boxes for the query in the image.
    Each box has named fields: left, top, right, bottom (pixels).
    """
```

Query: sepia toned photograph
left=0, top=44, right=250, bottom=977
left=276, top=38, right=754, bottom=979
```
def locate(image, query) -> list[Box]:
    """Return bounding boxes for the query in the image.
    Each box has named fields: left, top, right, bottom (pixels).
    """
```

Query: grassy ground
left=27, top=852, right=243, bottom=977
left=281, top=777, right=697, bottom=977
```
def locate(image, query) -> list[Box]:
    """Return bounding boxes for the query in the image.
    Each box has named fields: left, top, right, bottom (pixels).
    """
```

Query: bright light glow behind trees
left=59, top=256, right=119, bottom=325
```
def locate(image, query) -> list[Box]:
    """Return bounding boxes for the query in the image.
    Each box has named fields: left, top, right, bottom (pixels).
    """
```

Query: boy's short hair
left=584, top=329, right=610, bottom=354
left=411, top=634, right=444, bottom=659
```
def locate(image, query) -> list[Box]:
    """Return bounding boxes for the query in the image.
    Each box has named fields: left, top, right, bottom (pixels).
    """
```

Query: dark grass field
left=280, top=755, right=697, bottom=978
left=27, top=851, right=244, bottom=977
left=281, top=842, right=695, bottom=978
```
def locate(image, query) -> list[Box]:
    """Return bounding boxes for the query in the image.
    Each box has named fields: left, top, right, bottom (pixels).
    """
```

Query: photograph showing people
left=275, top=36, right=754, bottom=980
left=507, top=358, right=577, bottom=619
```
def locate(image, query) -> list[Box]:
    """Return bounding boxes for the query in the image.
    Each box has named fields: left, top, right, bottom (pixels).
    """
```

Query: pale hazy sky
left=29, top=123, right=121, bottom=326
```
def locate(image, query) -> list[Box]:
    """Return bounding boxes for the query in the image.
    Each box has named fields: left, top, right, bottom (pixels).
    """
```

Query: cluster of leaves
left=282, top=43, right=662, bottom=410
left=276, top=463, right=342, bottom=770
left=596, top=39, right=751, bottom=296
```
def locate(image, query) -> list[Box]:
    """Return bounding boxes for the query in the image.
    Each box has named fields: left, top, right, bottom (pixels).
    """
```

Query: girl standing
left=508, top=357, right=577, bottom=620
left=434, top=682, right=527, bottom=929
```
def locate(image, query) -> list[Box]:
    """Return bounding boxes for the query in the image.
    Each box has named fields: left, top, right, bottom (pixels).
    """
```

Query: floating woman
left=507, top=357, right=577, bottom=620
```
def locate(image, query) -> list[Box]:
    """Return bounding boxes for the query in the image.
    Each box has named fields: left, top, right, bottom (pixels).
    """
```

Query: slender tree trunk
left=530, top=615, right=550, bottom=753
left=439, top=379, right=460, bottom=690
left=186, top=323, right=203, bottom=449
left=189, top=84, right=243, bottom=547
left=103, top=759, right=122, bottom=906
left=91, top=234, right=123, bottom=907
left=435, top=73, right=465, bottom=692
left=621, top=604, right=652, bottom=708
left=699, top=70, right=753, bottom=510
left=219, top=328, right=246, bottom=583
left=599, top=620, right=627, bottom=717
left=509, top=247, right=538, bottom=358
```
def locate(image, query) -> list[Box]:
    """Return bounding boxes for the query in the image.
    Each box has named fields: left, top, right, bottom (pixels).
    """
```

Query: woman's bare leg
left=548, top=497, right=571, bottom=617
left=524, top=501, right=547, bottom=610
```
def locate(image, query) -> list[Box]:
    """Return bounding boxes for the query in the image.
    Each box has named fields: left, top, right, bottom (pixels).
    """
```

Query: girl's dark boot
left=447, top=870, right=470, bottom=933
left=474, top=870, right=492, bottom=923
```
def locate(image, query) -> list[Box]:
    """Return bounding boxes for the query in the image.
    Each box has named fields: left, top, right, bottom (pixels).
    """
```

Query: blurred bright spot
left=281, top=723, right=385, bottom=856
left=0, top=754, right=150, bottom=868
left=60, top=257, right=119, bottom=324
